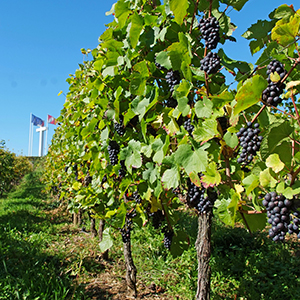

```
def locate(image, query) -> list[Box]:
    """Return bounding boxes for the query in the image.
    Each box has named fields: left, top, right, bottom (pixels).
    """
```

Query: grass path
left=1, top=197, right=300, bottom=299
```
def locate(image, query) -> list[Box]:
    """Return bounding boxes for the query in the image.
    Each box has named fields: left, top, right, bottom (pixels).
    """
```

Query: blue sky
left=0, top=0, right=293, bottom=156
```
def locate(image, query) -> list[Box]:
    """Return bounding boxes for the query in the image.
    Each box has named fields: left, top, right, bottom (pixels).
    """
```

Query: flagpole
left=45, top=115, right=48, bottom=155
left=28, top=113, right=32, bottom=156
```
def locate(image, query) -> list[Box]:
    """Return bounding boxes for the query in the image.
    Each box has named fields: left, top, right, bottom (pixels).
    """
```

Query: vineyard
left=2, top=0, right=300, bottom=299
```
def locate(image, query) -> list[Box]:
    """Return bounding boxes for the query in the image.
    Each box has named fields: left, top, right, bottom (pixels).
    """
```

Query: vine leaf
left=259, top=168, right=277, bottom=188
left=242, top=174, right=259, bottom=196
left=227, top=0, right=249, bottom=11
left=99, top=228, right=114, bottom=253
left=233, top=75, right=267, bottom=115
left=162, top=167, right=180, bottom=189
left=201, top=162, right=221, bottom=188
left=129, top=12, right=144, bottom=48
left=174, top=144, right=208, bottom=175
left=193, top=119, right=219, bottom=142
left=121, top=140, right=142, bottom=173
left=240, top=210, right=267, bottom=232
left=170, top=230, right=189, bottom=258
left=223, top=131, right=239, bottom=149
left=266, top=153, right=285, bottom=173
left=271, top=14, right=300, bottom=46
left=169, top=0, right=189, bottom=25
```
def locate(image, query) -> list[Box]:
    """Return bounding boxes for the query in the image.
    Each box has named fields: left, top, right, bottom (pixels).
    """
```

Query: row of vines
left=0, top=141, right=33, bottom=197
left=44, top=0, right=300, bottom=299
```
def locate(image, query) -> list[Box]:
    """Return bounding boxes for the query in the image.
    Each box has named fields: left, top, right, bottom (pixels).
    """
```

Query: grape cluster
left=133, top=191, right=142, bottom=204
left=236, top=122, right=263, bottom=165
left=262, top=60, right=287, bottom=106
left=183, top=118, right=194, bottom=136
left=101, top=174, right=107, bottom=184
left=114, top=115, right=125, bottom=136
left=166, top=97, right=177, bottom=108
left=187, top=179, right=217, bottom=214
left=149, top=209, right=165, bottom=229
left=107, top=141, right=120, bottom=166
left=262, top=192, right=293, bottom=242
left=73, top=164, right=79, bottom=181
left=217, top=116, right=229, bottom=134
left=198, top=16, right=220, bottom=49
left=120, top=209, right=137, bottom=243
left=288, top=210, right=300, bottom=238
left=83, top=171, right=92, bottom=187
left=119, top=160, right=126, bottom=179
left=165, top=70, right=180, bottom=93
left=200, top=52, right=221, bottom=75
left=162, top=227, right=174, bottom=250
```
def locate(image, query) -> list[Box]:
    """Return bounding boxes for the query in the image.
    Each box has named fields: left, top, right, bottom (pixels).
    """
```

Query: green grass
left=0, top=197, right=87, bottom=300
left=1, top=192, right=300, bottom=299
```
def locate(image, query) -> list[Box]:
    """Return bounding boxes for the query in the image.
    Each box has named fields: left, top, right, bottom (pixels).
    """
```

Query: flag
left=48, top=114, right=57, bottom=125
left=31, top=114, right=44, bottom=126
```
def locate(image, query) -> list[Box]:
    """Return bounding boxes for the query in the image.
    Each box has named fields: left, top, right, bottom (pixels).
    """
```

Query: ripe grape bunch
left=120, top=209, right=137, bottom=243
left=262, top=59, right=287, bottom=106
left=107, top=140, right=120, bottom=166
left=165, top=70, right=180, bottom=93
left=200, top=52, right=221, bottom=75
left=198, top=16, right=220, bottom=49
left=262, top=192, right=293, bottom=242
left=149, top=209, right=165, bottom=229
left=119, top=160, right=126, bottom=179
left=217, top=116, right=229, bottom=134
left=162, top=227, right=174, bottom=250
left=114, top=115, right=125, bottom=136
left=236, top=122, right=263, bottom=165
left=133, top=191, right=142, bottom=204
left=183, top=118, right=194, bottom=136
left=187, top=179, right=217, bottom=214
left=288, top=210, right=300, bottom=239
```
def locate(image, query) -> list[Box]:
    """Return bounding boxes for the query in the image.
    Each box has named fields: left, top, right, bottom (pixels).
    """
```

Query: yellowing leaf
left=58, top=90, right=63, bottom=96
left=266, top=153, right=285, bottom=173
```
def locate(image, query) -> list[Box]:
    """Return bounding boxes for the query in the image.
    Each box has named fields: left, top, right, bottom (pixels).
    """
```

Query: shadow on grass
left=0, top=199, right=108, bottom=300
left=211, top=223, right=300, bottom=300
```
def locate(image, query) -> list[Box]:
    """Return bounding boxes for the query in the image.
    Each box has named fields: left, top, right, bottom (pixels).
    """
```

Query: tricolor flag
left=31, top=114, right=44, bottom=126
left=48, top=115, right=57, bottom=125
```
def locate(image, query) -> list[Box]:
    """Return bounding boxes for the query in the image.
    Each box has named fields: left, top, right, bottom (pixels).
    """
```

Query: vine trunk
left=195, top=212, right=212, bottom=300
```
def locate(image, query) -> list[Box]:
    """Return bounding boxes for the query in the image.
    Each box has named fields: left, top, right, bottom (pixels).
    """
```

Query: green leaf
left=174, top=144, right=208, bottom=175
left=271, top=14, right=300, bottom=46
left=193, top=119, right=219, bottom=142
left=266, top=153, right=285, bottom=173
left=133, top=60, right=150, bottom=77
left=99, top=228, right=114, bottom=253
left=155, top=51, right=172, bottom=70
left=242, top=19, right=275, bottom=40
left=259, top=168, right=277, bottom=188
left=115, top=0, right=130, bottom=28
left=130, top=75, right=146, bottom=96
left=162, top=167, right=180, bottom=189
left=234, top=75, right=268, bottom=115
left=195, top=97, right=213, bottom=118
left=129, top=12, right=144, bottom=48
left=121, top=140, right=142, bottom=173
left=211, top=89, right=235, bottom=109
left=201, top=162, right=221, bottom=188
left=169, top=0, right=189, bottom=25
left=240, top=211, right=267, bottom=232
left=223, top=131, right=239, bottom=149
left=227, top=0, right=249, bottom=11
left=242, top=174, right=259, bottom=196
left=215, top=198, right=236, bottom=227
left=177, top=97, right=190, bottom=116
left=170, top=230, right=189, bottom=258
left=260, top=121, right=293, bottom=161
